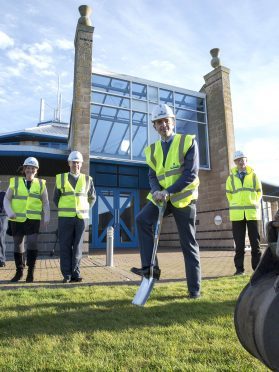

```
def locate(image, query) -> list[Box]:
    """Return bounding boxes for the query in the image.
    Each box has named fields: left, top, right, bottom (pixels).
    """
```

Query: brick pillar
left=195, top=63, right=236, bottom=249
left=69, top=5, right=94, bottom=174
left=203, top=66, right=235, bottom=172
left=68, top=6, right=94, bottom=254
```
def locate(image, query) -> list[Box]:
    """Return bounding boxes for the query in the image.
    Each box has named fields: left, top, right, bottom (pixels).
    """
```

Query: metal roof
left=0, top=121, right=69, bottom=141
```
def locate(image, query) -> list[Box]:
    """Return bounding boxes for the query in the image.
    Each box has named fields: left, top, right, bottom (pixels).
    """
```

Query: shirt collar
left=161, top=134, right=174, bottom=143
left=238, top=169, right=247, bottom=175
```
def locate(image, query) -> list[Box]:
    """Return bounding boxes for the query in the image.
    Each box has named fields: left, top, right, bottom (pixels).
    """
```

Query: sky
left=0, top=0, right=278, bottom=185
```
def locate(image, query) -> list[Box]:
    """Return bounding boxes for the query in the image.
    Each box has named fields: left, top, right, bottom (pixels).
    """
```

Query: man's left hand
left=157, top=190, right=169, bottom=201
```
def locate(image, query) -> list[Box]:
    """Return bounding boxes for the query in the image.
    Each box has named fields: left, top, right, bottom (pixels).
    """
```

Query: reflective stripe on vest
left=56, top=173, right=90, bottom=219
left=9, top=177, right=44, bottom=222
left=145, top=134, right=199, bottom=208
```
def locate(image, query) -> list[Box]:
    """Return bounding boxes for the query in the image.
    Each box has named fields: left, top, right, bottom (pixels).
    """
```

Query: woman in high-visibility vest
left=4, top=157, right=50, bottom=282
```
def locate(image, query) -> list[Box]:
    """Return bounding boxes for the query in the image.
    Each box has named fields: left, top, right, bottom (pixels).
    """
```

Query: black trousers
left=58, top=217, right=87, bottom=280
left=232, top=219, right=261, bottom=271
left=267, top=222, right=278, bottom=243
left=136, top=201, right=201, bottom=295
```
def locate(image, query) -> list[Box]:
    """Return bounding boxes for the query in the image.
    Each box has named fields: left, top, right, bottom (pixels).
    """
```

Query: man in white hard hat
left=226, top=150, right=262, bottom=275
left=131, top=103, right=201, bottom=299
left=53, top=150, right=96, bottom=283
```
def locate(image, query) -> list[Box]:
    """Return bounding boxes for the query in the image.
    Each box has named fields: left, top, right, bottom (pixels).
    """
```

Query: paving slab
left=0, top=248, right=255, bottom=290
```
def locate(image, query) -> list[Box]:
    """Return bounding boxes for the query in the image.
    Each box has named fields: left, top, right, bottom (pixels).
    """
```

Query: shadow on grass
left=0, top=293, right=237, bottom=340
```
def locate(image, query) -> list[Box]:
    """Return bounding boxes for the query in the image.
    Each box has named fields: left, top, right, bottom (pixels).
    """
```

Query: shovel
left=132, top=201, right=166, bottom=306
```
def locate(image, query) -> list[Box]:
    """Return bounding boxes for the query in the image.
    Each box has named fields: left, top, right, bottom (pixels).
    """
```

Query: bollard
left=106, top=226, right=114, bottom=267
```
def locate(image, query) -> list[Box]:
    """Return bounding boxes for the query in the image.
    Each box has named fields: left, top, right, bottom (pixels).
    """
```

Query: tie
left=239, top=172, right=245, bottom=184
left=161, top=141, right=170, bottom=166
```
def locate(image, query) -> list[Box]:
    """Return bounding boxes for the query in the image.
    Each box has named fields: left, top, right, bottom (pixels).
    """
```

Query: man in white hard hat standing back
left=53, top=151, right=96, bottom=283
left=226, top=151, right=262, bottom=275
left=131, top=103, right=201, bottom=299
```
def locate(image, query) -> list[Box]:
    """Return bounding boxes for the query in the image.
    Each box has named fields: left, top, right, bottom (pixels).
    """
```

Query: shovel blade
left=132, top=277, right=155, bottom=306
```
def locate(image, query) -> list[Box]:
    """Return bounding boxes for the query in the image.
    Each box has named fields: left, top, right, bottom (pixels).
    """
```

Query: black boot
left=26, top=250, right=38, bottom=283
left=10, top=252, right=24, bottom=282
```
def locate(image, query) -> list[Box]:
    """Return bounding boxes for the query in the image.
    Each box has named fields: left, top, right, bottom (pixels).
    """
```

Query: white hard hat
left=23, top=157, right=39, bottom=168
left=68, top=150, right=83, bottom=162
left=151, top=103, right=175, bottom=123
left=233, top=150, right=247, bottom=161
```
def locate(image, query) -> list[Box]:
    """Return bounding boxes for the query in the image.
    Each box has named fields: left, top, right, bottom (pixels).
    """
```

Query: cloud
left=232, top=57, right=279, bottom=131
left=150, top=60, right=176, bottom=72
left=55, top=39, right=73, bottom=50
left=239, top=138, right=279, bottom=185
left=0, top=30, right=14, bottom=49
left=6, top=64, right=26, bottom=77
left=7, top=47, right=53, bottom=71
left=27, top=41, right=53, bottom=53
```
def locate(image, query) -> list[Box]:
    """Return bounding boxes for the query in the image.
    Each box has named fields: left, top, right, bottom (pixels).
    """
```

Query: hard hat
left=23, top=157, right=39, bottom=168
left=68, top=150, right=83, bottom=162
left=151, top=103, right=175, bottom=123
left=233, top=150, right=247, bottom=161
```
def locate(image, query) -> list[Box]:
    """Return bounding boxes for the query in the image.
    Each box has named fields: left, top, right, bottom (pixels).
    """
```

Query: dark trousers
left=232, top=219, right=261, bottom=271
left=136, top=201, right=201, bottom=295
left=58, top=217, right=87, bottom=280
left=267, top=222, right=278, bottom=243
left=0, top=216, right=7, bottom=263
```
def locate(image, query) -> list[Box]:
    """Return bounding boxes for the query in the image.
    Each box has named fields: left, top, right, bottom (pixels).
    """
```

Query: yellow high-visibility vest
left=226, top=166, right=262, bottom=221
left=56, top=173, right=91, bottom=219
left=9, top=177, right=45, bottom=222
left=145, top=134, right=199, bottom=208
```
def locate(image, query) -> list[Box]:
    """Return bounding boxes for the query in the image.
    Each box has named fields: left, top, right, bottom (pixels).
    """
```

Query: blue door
left=93, top=188, right=140, bottom=249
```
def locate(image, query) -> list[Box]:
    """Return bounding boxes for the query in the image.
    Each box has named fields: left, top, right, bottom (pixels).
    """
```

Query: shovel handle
left=150, top=202, right=167, bottom=273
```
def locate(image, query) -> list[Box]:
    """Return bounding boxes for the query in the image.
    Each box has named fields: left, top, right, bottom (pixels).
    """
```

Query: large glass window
left=92, top=74, right=130, bottom=96
left=91, top=92, right=130, bottom=109
left=132, top=112, right=147, bottom=161
left=176, top=120, right=208, bottom=167
left=175, top=108, right=205, bottom=123
left=148, top=86, right=158, bottom=102
left=90, top=105, right=130, bottom=159
left=159, top=89, right=173, bottom=106
left=175, top=93, right=205, bottom=111
left=90, top=72, right=209, bottom=168
left=132, top=83, right=147, bottom=100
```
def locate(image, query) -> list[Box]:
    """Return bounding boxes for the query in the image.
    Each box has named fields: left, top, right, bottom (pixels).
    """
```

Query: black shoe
left=26, top=272, right=34, bottom=283
left=234, top=270, right=245, bottom=276
left=70, top=277, right=83, bottom=283
left=62, top=278, right=71, bottom=283
left=0, top=261, right=5, bottom=267
left=11, top=269, right=24, bottom=282
left=187, top=292, right=201, bottom=299
left=130, top=266, right=161, bottom=280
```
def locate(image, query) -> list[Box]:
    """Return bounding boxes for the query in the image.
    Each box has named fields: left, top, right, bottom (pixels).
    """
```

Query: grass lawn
left=0, top=276, right=268, bottom=371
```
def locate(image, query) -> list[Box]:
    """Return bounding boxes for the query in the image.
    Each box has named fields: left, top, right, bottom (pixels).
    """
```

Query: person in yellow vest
left=53, top=151, right=96, bottom=283
left=226, top=150, right=262, bottom=275
left=131, top=103, right=201, bottom=299
left=4, top=157, right=50, bottom=282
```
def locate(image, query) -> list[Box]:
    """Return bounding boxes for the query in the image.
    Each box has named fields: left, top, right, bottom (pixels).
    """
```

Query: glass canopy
left=90, top=72, right=209, bottom=168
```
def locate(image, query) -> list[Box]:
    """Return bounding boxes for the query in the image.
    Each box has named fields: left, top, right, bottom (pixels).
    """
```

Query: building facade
left=0, top=5, right=278, bottom=255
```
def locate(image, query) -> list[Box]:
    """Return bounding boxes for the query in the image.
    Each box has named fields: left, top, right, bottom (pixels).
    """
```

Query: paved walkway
left=0, top=249, right=255, bottom=289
